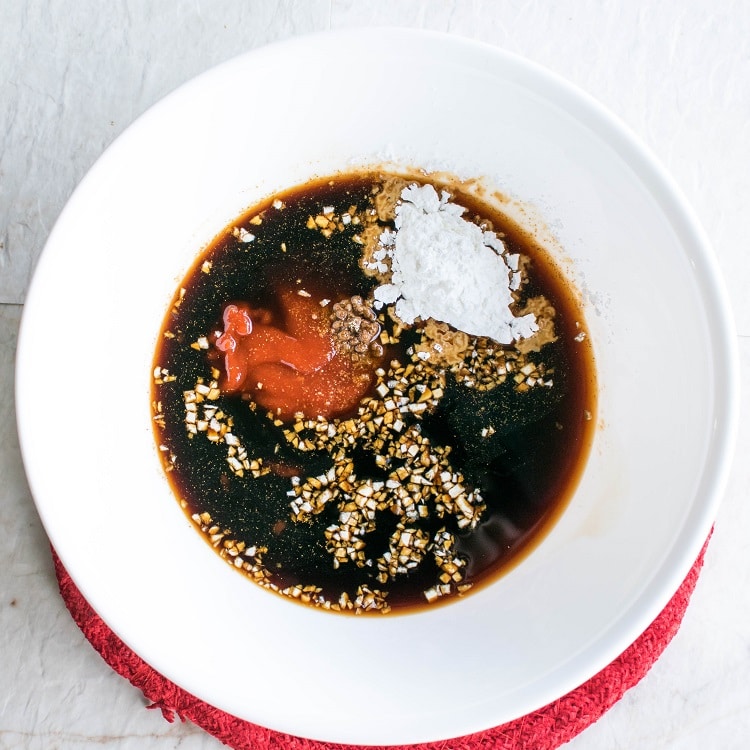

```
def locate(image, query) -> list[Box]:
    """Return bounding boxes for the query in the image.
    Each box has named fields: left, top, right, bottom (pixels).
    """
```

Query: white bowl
left=16, top=29, right=738, bottom=745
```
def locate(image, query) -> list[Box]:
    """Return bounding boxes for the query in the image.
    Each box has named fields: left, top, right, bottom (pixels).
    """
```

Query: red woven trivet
left=53, top=538, right=710, bottom=749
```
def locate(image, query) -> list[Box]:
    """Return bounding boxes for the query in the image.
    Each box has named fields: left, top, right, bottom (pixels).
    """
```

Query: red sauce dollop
left=215, top=289, right=375, bottom=421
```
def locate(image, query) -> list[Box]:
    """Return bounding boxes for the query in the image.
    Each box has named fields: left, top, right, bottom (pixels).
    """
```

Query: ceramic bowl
left=16, top=29, right=738, bottom=745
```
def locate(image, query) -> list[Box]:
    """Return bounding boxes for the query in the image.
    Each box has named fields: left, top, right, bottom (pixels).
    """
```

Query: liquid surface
left=151, top=171, right=596, bottom=614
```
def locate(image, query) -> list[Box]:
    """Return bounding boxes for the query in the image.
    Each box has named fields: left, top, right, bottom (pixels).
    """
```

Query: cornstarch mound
left=373, top=184, right=538, bottom=343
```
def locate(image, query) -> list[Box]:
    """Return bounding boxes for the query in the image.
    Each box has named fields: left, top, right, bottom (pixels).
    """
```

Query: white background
left=1, top=1, right=749, bottom=747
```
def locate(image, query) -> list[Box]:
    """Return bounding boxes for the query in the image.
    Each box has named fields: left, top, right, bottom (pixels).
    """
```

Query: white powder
left=373, top=184, right=537, bottom=344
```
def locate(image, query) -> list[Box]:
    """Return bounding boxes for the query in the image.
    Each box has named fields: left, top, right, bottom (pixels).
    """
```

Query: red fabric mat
left=53, top=538, right=709, bottom=749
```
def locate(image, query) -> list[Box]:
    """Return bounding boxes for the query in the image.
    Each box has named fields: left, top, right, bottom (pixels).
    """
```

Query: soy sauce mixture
left=152, top=171, right=596, bottom=614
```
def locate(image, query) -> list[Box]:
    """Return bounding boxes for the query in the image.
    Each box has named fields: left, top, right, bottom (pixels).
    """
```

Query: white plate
left=16, top=29, right=738, bottom=745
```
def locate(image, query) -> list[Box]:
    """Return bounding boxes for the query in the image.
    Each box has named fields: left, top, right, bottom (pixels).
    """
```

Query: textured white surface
left=1, top=1, right=749, bottom=748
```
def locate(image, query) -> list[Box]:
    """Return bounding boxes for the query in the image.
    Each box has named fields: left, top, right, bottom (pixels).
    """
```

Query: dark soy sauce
left=152, top=171, right=596, bottom=614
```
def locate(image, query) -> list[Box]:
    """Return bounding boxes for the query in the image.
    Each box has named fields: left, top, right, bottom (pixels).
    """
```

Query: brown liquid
left=152, top=171, right=596, bottom=614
